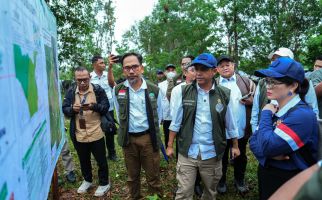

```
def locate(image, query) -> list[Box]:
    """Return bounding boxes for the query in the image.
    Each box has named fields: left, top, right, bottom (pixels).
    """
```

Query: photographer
left=62, top=67, right=110, bottom=197
left=90, top=55, right=118, bottom=161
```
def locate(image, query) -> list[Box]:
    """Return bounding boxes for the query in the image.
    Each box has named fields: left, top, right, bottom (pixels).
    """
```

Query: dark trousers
left=163, top=120, right=171, bottom=148
left=258, top=164, right=300, bottom=200
left=105, top=110, right=116, bottom=157
left=221, top=137, right=248, bottom=182
left=74, top=138, right=109, bottom=185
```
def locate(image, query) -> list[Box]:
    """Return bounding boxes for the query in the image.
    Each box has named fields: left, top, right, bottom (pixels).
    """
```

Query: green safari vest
left=178, top=80, right=230, bottom=159
left=115, top=80, right=161, bottom=151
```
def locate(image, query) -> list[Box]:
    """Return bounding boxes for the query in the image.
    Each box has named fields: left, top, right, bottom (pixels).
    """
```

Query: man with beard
left=110, top=52, right=163, bottom=199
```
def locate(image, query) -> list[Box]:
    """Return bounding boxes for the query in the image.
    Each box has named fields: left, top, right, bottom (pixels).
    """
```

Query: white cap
left=267, top=47, right=294, bottom=60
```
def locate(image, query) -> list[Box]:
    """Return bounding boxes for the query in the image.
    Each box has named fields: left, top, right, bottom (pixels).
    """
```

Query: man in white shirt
left=158, top=64, right=176, bottom=148
left=216, top=55, right=256, bottom=194
left=167, top=53, right=240, bottom=200
left=90, top=55, right=118, bottom=161
left=111, top=52, right=163, bottom=199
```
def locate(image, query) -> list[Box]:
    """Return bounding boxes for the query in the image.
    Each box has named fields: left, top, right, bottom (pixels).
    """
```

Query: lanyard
left=78, top=93, right=88, bottom=116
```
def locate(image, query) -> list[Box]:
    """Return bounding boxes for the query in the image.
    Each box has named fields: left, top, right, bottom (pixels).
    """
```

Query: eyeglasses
left=123, top=64, right=141, bottom=72
left=264, top=78, right=284, bottom=88
left=76, top=78, right=89, bottom=83
left=181, top=62, right=191, bottom=68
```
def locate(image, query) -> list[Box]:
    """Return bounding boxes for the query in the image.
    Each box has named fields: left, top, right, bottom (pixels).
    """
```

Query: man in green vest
left=111, top=52, right=162, bottom=200
left=166, top=53, right=240, bottom=200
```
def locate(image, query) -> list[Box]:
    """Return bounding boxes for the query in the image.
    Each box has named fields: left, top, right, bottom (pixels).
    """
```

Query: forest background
left=46, top=0, right=322, bottom=82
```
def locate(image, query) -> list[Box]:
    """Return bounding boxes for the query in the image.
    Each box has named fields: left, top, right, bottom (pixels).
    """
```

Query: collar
left=219, top=73, right=236, bottom=83
left=275, top=95, right=301, bottom=117
left=196, top=82, right=215, bottom=93
left=75, top=83, right=94, bottom=94
left=124, top=78, right=147, bottom=91
left=90, top=70, right=107, bottom=78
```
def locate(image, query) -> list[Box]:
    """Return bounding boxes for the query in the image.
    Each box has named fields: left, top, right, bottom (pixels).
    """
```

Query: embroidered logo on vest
left=149, top=92, right=155, bottom=100
left=216, top=99, right=224, bottom=112
left=118, top=89, right=126, bottom=98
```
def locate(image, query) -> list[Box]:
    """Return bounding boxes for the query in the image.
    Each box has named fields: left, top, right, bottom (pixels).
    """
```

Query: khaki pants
left=175, top=153, right=222, bottom=200
left=123, top=134, right=161, bottom=199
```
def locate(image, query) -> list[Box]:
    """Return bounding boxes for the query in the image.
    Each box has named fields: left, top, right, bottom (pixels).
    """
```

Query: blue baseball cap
left=254, top=57, right=305, bottom=83
left=191, top=53, right=217, bottom=68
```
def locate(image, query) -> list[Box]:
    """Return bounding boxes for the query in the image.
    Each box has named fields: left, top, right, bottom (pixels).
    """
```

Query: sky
left=113, top=0, right=157, bottom=47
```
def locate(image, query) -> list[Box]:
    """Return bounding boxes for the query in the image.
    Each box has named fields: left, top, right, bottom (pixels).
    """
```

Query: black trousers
left=221, top=137, right=248, bottom=182
left=258, top=164, right=300, bottom=200
left=163, top=120, right=171, bottom=148
left=105, top=110, right=116, bottom=157
left=74, top=138, right=109, bottom=185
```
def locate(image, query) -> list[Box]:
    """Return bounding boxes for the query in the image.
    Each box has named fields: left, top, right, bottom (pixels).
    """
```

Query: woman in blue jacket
left=250, top=57, right=319, bottom=200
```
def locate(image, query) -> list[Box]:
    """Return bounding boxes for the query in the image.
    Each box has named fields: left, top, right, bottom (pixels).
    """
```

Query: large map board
left=0, top=0, right=65, bottom=199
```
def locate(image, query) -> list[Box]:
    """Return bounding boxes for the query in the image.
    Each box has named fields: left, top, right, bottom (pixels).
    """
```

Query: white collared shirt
left=90, top=71, right=114, bottom=111
left=113, top=78, right=162, bottom=133
left=169, top=82, right=238, bottom=160
left=219, top=74, right=246, bottom=139
left=158, top=80, right=172, bottom=121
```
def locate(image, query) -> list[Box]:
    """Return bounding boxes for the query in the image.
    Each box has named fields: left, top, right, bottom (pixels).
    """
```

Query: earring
left=288, top=91, right=293, bottom=96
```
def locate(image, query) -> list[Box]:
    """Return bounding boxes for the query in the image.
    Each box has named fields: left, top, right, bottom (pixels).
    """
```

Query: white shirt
left=219, top=74, right=246, bottom=139
left=158, top=80, right=172, bottom=121
left=90, top=71, right=114, bottom=111
left=169, top=82, right=238, bottom=160
left=113, top=78, right=162, bottom=133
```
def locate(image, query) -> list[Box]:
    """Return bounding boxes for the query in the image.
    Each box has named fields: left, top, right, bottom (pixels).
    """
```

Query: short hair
left=121, top=52, right=143, bottom=66
left=74, top=66, right=89, bottom=76
left=182, top=55, right=195, bottom=61
left=315, top=55, right=322, bottom=61
left=91, top=55, right=103, bottom=64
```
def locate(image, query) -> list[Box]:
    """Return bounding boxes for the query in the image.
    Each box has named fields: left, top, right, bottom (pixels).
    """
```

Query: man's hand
left=82, top=103, right=93, bottom=111
left=108, top=54, right=119, bottom=69
left=73, top=104, right=81, bottom=113
left=231, top=147, right=240, bottom=159
left=166, top=146, right=174, bottom=158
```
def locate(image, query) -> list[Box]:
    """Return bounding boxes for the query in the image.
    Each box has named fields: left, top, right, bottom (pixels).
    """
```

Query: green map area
left=14, top=44, right=38, bottom=117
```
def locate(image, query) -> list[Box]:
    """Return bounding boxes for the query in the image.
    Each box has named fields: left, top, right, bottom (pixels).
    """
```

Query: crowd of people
left=61, top=48, right=322, bottom=199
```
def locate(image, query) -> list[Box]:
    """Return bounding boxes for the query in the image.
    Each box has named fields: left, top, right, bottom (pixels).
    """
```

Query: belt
left=129, top=130, right=149, bottom=137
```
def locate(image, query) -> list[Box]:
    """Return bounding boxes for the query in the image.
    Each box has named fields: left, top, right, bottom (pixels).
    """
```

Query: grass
left=51, top=122, right=259, bottom=200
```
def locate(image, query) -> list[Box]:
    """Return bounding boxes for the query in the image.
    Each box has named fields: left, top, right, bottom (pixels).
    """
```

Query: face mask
left=166, top=71, right=176, bottom=79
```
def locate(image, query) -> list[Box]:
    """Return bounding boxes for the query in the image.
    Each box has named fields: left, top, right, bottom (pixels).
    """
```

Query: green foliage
left=119, top=0, right=322, bottom=77
left=120, top=0, right=221, bottom=74
left=46, top=0, right=116, bottom=80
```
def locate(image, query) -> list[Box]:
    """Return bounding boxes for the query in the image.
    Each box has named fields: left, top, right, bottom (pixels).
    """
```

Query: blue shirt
left=113, top=78, right=162, bottom=133
left=250, top=95, right=318, bottom=170
left=169, top=83, right=238, bottom=160
left=219, top=74, right=246, bottom=139
left=250, top=79, right=319, bottom=133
